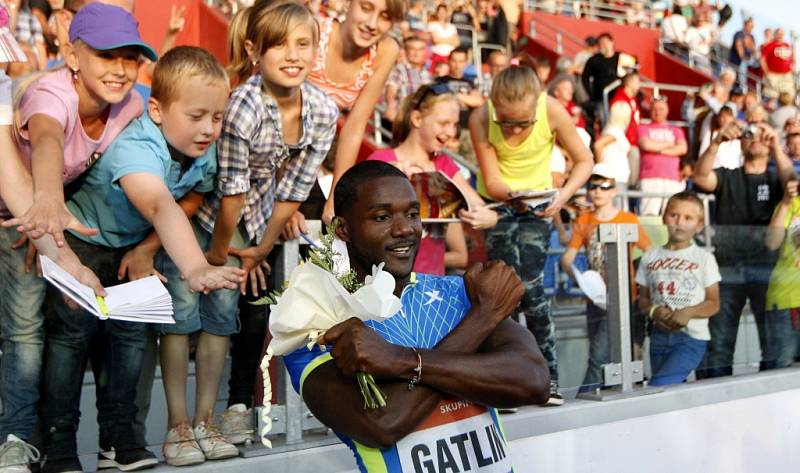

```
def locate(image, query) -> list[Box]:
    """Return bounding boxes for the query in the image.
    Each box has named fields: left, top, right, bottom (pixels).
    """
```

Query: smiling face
left=337, top=175, right=422, bottom=283
left=414, top=99, right=460, bottom=155
left=344, top=0, right=394, bottom=50
left=663, top=199, right=704, bottom=245
left=149, top=75, right=228, bottom=157
left=253, top=19, right=315, bottom=91
left=67, top=42, right=140, bottom=107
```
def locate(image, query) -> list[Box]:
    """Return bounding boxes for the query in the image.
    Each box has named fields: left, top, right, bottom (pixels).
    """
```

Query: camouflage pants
left=484, top=207, right=558, bottom=381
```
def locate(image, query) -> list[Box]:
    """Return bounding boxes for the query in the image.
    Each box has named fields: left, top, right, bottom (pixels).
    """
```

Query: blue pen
left=299, top=232, right=321, bottom=248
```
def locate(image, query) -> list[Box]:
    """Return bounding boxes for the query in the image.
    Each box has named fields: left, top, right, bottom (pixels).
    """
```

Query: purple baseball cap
left=69, top=3, right=157, bottom=62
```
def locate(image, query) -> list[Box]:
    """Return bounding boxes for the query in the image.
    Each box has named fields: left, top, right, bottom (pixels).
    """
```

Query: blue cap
left=69, top=3, right=157, bottom=62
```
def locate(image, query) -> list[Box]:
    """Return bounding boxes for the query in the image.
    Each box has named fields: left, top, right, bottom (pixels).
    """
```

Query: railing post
left=279, top=239, right=305, bottom=444
left=556, top=32, right=563, bottom=54
left=530, top=19, right=536, bottom=39
left=578, top=223, right=663, bottom=401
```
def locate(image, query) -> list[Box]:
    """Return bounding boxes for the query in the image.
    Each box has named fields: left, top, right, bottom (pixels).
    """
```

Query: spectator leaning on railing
left=384, top=36, right=431, bottom=123
left=692, top=120, right=797, bottom=379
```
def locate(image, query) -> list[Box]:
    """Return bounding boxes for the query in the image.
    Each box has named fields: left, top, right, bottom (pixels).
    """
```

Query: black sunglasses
left=587, top=182, right=615, bottom=191
left=414, top=83, right=450, bottom=110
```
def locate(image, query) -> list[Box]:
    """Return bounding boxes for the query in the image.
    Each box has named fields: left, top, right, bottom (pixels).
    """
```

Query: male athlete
left=284, top=161, right=550, bottom=472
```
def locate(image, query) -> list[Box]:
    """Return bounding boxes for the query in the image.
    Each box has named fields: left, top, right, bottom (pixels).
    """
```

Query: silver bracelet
left=408, top=347, right=422, bottom=390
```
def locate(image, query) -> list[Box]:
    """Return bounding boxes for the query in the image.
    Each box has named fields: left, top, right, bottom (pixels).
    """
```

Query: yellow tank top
left=477, top=92, right=554, bottom=200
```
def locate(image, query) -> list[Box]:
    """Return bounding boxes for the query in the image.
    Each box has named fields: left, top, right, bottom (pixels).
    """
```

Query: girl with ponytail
left=368, top=83, right=498, bottom=275
left=469, top=64, right=594, bottom=404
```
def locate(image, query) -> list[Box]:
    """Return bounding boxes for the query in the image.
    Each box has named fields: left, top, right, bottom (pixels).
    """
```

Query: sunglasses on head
left=587, top=182, right=615, bottom=191
left=414, top=83, right=451, bottom=110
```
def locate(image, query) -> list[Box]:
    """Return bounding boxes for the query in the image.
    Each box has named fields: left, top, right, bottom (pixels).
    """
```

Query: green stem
left=357, top=373, right=376, bottom=409
left=365, top=375, right=387, bottom=408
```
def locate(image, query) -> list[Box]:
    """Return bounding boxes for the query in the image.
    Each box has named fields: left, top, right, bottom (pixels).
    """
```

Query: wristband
left=408, top=347, right=422, bottom=390
left=649, top=305, right=660, bottom=319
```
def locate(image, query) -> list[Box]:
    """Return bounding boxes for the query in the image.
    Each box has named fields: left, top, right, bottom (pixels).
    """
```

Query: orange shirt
left=568, top=210, right=651, bottom=298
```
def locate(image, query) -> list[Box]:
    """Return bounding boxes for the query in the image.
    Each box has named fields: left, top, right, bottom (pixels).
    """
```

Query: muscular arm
left=304, top=262, right=547, bottom=449
left=304, top=316, right=547, bottom=449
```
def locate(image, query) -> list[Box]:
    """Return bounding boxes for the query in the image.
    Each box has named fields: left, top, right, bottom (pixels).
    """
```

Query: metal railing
left=602, top=78, right=698, bottom=128
left=525, top=0, right=661, bottom=29
left=658, top=39, right=763, bottom=100
left=527, top=17, right=585, bottom=58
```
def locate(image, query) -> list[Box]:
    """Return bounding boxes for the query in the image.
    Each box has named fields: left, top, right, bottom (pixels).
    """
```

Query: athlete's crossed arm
left=302, top=262, right=551, bottom=449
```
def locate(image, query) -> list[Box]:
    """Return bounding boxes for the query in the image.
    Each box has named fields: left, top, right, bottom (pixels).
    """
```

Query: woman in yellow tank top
left=468, top=65, right=593, bottom=404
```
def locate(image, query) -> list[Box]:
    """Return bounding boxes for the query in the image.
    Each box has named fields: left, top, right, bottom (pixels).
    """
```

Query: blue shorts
left=155, top=220, right=247, bottom=336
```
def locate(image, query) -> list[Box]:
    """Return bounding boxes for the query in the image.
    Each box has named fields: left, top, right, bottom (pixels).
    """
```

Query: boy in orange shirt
left=561, top=163, right=652, bottom=391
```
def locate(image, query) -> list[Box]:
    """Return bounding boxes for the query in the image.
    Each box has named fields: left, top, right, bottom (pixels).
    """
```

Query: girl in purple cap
left=0, top=4, right=160, bottom=472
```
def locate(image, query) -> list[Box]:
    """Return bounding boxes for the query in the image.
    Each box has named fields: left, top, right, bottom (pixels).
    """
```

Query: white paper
left=572, top=265, right=607, bottom=310
left=40, top=255, right=175, bottom=324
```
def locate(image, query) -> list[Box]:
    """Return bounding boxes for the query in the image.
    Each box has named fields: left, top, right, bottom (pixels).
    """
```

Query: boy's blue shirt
left=67, top=113, right=217, bottom=248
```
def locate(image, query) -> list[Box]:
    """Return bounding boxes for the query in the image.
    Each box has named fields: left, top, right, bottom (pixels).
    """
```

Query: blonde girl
left=469, top=64, right=593, bottom=405
left=306, top=0, right=405, bottom=223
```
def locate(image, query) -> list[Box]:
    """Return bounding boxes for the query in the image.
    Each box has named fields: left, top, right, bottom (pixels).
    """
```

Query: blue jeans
left=649, top=328, right=707, bottom=386
left=763, top=308, right=800, bottom=370
left=0, top=228, right=46, bottom=441
left=696, top=282, right=768, bottom=379
left=41, top=235, right=147, bottom=457
left=581, top=302, right=609, bottom=390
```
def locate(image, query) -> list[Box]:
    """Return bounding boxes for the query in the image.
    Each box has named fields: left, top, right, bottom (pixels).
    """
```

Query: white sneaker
left=163, top=424, right=204, bottom=467
left=193, top=422, right=238, bottom=460
left=0, top=434, right=40, bottom=473
left=220, top=404, right=253, bottom=445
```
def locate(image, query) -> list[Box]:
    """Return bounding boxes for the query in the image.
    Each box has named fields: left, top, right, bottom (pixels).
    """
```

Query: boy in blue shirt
left=42, top=46, right=244, bottom=472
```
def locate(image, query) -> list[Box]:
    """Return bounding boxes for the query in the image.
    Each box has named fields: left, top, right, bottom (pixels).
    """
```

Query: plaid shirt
left=196, top=75, right=338, bottom=241
left=387, top=62, right=431, bottom=104
left=14, top=8, right=43, bottom=46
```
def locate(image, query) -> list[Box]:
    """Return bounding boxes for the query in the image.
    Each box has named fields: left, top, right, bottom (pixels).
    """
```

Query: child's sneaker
left=96, top=447, right=157, bottom=471
left=193, top=422, right=238, bottom=460
left=545, top=382, right=565, bottom=406
left=163, top=424, right=204, bottom=467
left=220, top=404, right=253, bottom=445
left=0, top=434, right=40, bottom=472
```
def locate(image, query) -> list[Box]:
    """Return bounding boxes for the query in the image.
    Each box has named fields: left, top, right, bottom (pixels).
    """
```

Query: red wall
left=134, top=0, right=229, bottom=65
left=520, top=11, right=659, bottom=79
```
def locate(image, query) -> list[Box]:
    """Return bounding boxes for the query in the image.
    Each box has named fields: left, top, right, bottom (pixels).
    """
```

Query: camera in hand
left=741, top=123, right=759, bottom=140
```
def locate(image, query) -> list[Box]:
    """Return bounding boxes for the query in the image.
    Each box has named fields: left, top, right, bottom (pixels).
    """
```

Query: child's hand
left=2, top=197, right=98, bottom=247
left=118, top=246, right=166, bottom=283
left=58, top=252, right=105, bottom=310
left=537, top=190, right=567, bottom=218
left=282, top=211, right=309, bottom=241
left=227, top=246, right=271, bottom=296
left=459, top=206, right=498, bottom=230
left=185, top=265, right=246, bottom=294
left=167, top=4, right=186, bottom=35
left=652, top=306, right=675, bottom=332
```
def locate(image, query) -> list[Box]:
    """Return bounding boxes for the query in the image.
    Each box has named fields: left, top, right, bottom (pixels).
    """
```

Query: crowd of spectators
left=0, top=0, right=799, bottom=472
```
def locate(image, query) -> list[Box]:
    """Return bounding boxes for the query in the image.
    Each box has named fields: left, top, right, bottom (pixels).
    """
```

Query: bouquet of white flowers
left=259, top=226, right=402, bottom=447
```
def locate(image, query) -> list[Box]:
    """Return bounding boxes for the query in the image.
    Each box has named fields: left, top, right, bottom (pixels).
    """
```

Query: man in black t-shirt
left=435, top=47, right=484, bottom=166
left=581, top=32, right=620, bottom=136
left=692, top=121, right=797, bottom=378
